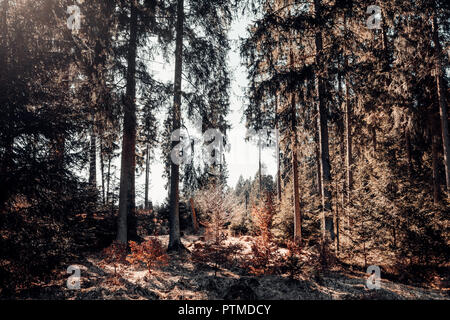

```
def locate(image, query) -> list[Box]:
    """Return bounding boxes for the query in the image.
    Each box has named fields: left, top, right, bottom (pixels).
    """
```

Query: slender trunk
left=189, top=198, right=199, bottom=233
left=289, top=48, right=301, bottom=243
left=259, top=136, right=262, bottom=194
left=245, top=191, right=249, bottom=211
left=117, top=3, right=138, bottom=244
left=314, top=0, right=334, bottom=244
left=291, top=93, right=301, bottom=243
left=336, top=140, right=345, bottom=254
left=145, top=144, right=150, bottom=210
left=0, top=0, right=8, bottom=71
left=168, top=0, right=185, bottom=252
left=276, top=123, right=282, bottom=202
left=344, top=64, right=353, bottom=232
left=344, top=14, right=353, bottom=233
left=275, top=94, right=282, bottom=201
left=334, top=178, right=340, bottom=254
left=274, top=93, right=282, bottom=201
left=432, top=130, right=441, bottom=204
left=106, top=156, right=111, bottom=205
left=315, top=138, right=322, bottom=197
left=89, top=117, right=97, bottom=188
left=1, top=1, right=15, bottom=212
left=100, top=136, right=105, bottom=205
left=344, top=14, right=353, bottom=201
left=381, top=10, right=389, bottom=72
left=432, top=13, right=450, bottom=195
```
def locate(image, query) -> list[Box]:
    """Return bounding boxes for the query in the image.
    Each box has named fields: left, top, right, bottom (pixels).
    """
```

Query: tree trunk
left=344, top=61, right=353, bottom=232
left=259, top=135, right=262, bottom=194
left=314, top=0, right=334, bottom=244
left=315, top=138, right=322, bottom=197
left=89, top=118, right=97, bottom=188
left=334, top=177, right=340, bottom=254
left=344, top=14, right=353, bottom=202
left=117, top=3, right=138, bottom=244
left=275, top=94, right=282, bottom=201
left=145, top=144, right=150, bottom=210
left=432, top=129, right=441, bottom=204
left=106, top=156, right=111, bottom=205
left=432, top=13, right=450, bottom=196
left=289, top=48, right=301, bottom=243
left=100, top=136, right=106, bottom=205
left=291, top=93, right=302, bottom=243
left=189, top=198, right=199, bottom=233
left=343, top=14, right=353, bottom=233
left=276, top=123, right=282, bottom=202
left=0, top=1, right=11, bottom=212
left=0, top=0, right=8, bottom=70
left=168, top=0, right=185, bottom=252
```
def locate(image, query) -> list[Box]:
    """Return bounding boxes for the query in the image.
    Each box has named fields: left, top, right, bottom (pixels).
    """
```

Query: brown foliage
left=281, top=240, right=304, bottom=278
left=243, top=237, right=281, bottom=275
left=191, top=184, right=244, bottom=275
left=251, top=192, right=275, bottom=243
left=100, top=241, right=127, bottom=271
left=242, top=194, right=306, bottom=278
left=99, top=241, right=128, bottom=285
left=242, top=194, right=281, bottom=275
left=126, top=238, right=169, bottom=274
left=191, top=235, right=243, bottom=275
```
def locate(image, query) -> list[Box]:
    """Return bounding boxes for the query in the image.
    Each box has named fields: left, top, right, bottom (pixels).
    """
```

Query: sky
left=132, top=16, right=278, bottom=206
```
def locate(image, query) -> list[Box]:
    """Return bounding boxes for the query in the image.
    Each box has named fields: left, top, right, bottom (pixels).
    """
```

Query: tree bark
left=259, top=135, right=262, bottom=194
left=291, top=92, right=302, bottom=243
left=432, top=13, right=450, bottom=196
left=432, top=133, right=441, bottom=204
left=334, top=177, right=340, bottom=254
left=288, top=48, right=301, bottom=243
left=117, top=3, right=138, bottom=244
left=100, top=135, right=105, bottom=205
left=315, top=137, right=322, bottom=197
left=189, top=198, right=199, bottom=233
left=314, top=0, right=334, bottom=244
left=344, top=56, right=353, bottom=232
left=168, top=0, right=185, bottom=252
left=343, top=13, right=353, bottom=234
left=145, top=144, right=150, bottom=210
left=344, top=15, right=353, bottom=202
left=276, top=122, right=282, bottom=202
left=0, top=0, right=12, bottom=212
left=106, top=156, right=111, bottom=205
left=89, top=124, right=97, bottom=188
left=275, top=94, right=282, bottom=201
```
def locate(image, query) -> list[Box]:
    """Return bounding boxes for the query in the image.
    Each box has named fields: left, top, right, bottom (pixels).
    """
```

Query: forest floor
left=10, top=235, right=449, bottom=300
